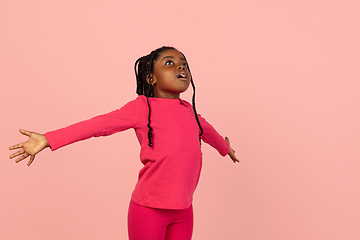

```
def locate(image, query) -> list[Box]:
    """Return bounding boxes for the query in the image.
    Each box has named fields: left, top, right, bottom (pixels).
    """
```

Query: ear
left=146, top=74, right=156, bottom=86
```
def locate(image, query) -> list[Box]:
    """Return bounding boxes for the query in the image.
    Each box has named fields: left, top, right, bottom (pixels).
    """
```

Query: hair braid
left=146, top=96, right=153, bottom=147
left=145, top=50, right=158, bottom=147
left=181, top=53, right=203, bottom=144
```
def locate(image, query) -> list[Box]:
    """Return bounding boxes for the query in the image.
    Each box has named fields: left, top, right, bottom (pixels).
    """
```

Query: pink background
left=1, top=0, right=359, bottom=239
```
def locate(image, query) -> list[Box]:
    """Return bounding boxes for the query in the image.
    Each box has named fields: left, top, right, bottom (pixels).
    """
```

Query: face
left=149, top=49, right=191, bottom=99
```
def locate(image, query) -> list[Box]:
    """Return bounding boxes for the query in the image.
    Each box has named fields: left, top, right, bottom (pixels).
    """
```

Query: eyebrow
left=161, top=56, right=186, bottom=61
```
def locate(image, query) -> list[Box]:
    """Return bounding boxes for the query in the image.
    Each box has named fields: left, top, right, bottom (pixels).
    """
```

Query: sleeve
left=44, top=98, right=142, bottom=151
left=198, top=114, right=230, bottom=156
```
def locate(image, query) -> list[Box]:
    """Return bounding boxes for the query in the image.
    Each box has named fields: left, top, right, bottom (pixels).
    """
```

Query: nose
left=177, top=64, right=185, bottom=70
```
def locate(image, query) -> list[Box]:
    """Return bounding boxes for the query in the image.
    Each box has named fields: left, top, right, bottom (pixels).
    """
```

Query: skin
left=9, top=49, right=239, bottom=165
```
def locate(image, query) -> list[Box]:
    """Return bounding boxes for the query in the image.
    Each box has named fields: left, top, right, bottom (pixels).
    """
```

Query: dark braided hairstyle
left=134, top=46, right=203, bottom=147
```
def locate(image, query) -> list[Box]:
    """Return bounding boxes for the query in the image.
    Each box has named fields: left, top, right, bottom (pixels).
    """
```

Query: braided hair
left=134, top=46, right=203, bottom=147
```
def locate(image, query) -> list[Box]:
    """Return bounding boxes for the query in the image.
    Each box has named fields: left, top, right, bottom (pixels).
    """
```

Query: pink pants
left=127, top=200, right=193, bottom=240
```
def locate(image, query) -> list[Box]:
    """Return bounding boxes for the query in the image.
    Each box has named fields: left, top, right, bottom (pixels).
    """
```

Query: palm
left=23, top=133, right=44, bottom=155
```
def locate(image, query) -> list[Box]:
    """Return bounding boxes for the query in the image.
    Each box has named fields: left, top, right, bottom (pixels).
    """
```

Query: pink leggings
left=127, top=200, right=193, bottom=240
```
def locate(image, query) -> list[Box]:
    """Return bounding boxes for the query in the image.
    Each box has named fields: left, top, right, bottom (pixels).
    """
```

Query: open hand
left=9, top=129, right=50, bottom=166
left=225, top=137, right=239, bottom=163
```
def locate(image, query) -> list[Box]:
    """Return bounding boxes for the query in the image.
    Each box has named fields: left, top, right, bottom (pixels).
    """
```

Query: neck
left=153, top=92, right=180, bottom=99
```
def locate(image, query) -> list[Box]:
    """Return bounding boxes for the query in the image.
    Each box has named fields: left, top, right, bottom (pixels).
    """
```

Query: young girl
left=9, top=46, right=239, bottom=240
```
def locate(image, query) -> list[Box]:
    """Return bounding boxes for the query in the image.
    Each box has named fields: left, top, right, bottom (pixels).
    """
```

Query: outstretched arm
left=9, top=129, right=50, bottom=166
left=225, top=137, right=239, bottom=163
left=195, top=112, right=239, bottom=164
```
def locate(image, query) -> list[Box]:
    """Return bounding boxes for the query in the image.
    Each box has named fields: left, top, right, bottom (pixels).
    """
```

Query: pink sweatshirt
left=45, top=96, right=229, bottom=209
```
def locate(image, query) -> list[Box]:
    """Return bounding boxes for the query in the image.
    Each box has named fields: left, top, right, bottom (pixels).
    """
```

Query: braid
left=146, top=96, right=153, bottom=147
left=182, top=53, right=203, bottom=145
left=145, top=51, right=159, bottom=147
left=134, top=46, right=203, bottom=147
left=190, top=78, right=203, bottom=144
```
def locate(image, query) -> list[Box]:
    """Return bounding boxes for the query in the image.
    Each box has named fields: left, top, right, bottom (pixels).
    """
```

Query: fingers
left=232, top=156, right=240, bottom=163
left=27, top=155, right=35, bottom=166
left=9, top=149, right=25, bottom=159
left=230, top=151, right=238, bottom=162
left=9, top=142, right=24, bottom=150
left=19, top=129, right=31, bottom=137
left=14, top=152, right=30, bottom=163
left=9, top=129, right=31, bottom=150
left=229, top=149, right=240, bottom=163
left=231, top=155, right=240, bottom=163
left=9, top=129, right=35, bottom=165
left=11, top=150, right=35, bottom=166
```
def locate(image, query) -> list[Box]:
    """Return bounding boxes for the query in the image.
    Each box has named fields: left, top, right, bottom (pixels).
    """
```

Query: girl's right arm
left=9, top=97, right=143, bottom=166
left=9, top=129, right=50, bottom=166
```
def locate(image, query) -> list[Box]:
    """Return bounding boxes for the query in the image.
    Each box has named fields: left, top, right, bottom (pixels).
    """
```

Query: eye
left=182, top=62, right=189, bottom=68
left=165, top=60, right=174, bottom=65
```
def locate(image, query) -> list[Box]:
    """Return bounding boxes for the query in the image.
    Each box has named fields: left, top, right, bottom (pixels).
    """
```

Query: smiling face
left=149, top=49, right=191, bottom=99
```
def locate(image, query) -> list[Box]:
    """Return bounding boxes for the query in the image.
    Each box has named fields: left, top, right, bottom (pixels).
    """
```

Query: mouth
left=177, top=71, right=188, bottom=81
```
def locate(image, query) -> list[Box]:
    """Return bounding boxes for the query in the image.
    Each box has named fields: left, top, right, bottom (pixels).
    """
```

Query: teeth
left=180, top=73, right=186, bottom=77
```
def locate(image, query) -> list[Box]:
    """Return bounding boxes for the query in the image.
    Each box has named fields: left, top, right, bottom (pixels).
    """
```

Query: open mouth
left=177, top=71, right=188, bottom=80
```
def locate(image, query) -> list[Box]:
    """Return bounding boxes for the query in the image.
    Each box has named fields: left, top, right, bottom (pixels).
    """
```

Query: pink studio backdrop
left=1, top=1, right=359, bottom=239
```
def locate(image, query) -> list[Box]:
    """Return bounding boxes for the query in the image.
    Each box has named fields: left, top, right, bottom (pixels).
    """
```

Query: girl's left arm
left=198, top=114, right=239, bottom=163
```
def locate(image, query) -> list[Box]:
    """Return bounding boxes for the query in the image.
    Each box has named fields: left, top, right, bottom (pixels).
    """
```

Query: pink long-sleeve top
left=45, top=96, right=229, bottom=209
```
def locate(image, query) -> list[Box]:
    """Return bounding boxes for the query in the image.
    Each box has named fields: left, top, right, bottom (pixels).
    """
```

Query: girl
left=9, top=46, right=239, bottom=240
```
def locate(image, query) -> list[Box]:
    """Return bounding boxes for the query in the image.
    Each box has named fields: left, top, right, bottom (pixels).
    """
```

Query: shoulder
left=117, top=95, right=147, bottom=112
left=180, top=99, right=193, bottom=108
left=124, top=95, right=147, bottom=105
